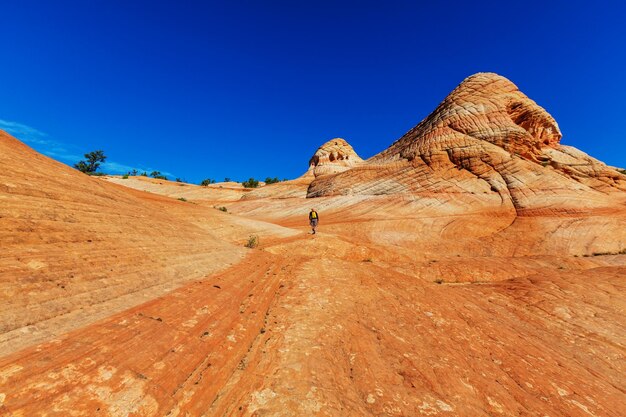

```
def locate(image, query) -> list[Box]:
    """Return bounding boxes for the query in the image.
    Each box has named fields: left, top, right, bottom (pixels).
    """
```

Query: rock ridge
left=306, top=73, right=626, bottom=202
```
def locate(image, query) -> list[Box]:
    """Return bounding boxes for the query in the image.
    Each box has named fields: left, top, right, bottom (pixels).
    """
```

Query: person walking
left=309, top=208, right=319, bottom=234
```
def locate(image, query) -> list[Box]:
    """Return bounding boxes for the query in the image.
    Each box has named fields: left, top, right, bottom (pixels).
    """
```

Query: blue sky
left=1, top=1, right=625, bottom=182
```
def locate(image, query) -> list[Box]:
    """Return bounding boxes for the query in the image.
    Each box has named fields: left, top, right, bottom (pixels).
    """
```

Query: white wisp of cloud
left=0, top=118, right=175, bottom=178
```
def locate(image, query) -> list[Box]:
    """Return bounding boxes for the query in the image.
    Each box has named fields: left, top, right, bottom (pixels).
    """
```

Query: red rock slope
left=0, top=131, right=248, bottom=355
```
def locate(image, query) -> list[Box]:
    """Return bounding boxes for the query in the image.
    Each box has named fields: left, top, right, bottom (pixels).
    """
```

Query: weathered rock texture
left=1, top=73, right=626, bottom=417
left=103, top=176, right=250, bottom=203
left=308, top=73, right=626, bottom=212
left=307, top=138, right=364, bottom=178
left=375, top=72, right=562, bottom=163
left=0, top=132, right=293, bottom=355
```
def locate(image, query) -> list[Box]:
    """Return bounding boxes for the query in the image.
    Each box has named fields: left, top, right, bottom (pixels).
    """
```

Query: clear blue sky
left=1, top=1, right=625, bottom=182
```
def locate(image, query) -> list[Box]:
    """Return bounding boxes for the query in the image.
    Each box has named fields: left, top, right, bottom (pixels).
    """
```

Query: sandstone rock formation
left=232, top=138, right=365, bottom=202
left=308, top=73, right=626, bottom=212
left=375, top=72, right=563, bottom=163
left=307, top=138, right=364, bottom=177
left=0, top=132, right=292, bottom=355
left=1, top=73, right=625, bottom=417
left=103, top=175, right=250, bottom=203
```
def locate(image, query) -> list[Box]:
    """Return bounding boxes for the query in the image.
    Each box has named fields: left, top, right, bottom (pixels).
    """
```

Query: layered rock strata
left=307, top=73, right=626, bottom=215
left=307, top=138, right=364, bottom=178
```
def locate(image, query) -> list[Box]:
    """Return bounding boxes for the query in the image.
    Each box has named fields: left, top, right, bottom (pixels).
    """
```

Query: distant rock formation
left=237, top=138, right=363, bottom=201
left=307, top=138, right=363, bottom=178
left=307, top=73, right=626, bottom=210
left=372, top=72, right=562, bottom=163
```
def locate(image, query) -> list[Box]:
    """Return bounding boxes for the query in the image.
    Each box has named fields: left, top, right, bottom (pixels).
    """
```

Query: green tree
left=150, top=171, right=167, bottom=180
left=265, top=177, right=280, bottom=184
left=200, top=178, right=216, bottom=186
left=74, top=150, right=106, bottom=174
left=242, top=177, right=259, bottom=188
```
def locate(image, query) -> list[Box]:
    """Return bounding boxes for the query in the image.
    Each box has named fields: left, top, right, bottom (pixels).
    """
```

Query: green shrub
left=177, top=197, right=187, bottom=202
left=245, top=235, right=259, bottom=248
left=265, top=177, right=280, bottom=184
left=200, top=178, right=216, bottom=186
left=150, top=171, right=167, bottom=180
left=122, top=174, right=129, bottom=179
left=242, top=177, right=259, bottom=188
left=218, top=206, right=228, bottom=212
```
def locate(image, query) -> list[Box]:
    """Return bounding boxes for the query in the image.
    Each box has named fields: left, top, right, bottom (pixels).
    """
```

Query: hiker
left=309, top=208, right=319, bottom=234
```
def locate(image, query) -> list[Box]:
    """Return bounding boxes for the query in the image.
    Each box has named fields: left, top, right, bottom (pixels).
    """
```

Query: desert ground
left=1, top=73, right=625, bottom=416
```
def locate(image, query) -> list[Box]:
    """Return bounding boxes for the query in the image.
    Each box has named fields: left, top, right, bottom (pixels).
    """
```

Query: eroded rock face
left=308, top=73, right=626, bottom=208
left=375, top=72, right=563, bottom=163
left=307, top=138, right=363, bottom=177
left=0, top=131, right=249, bottom=355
